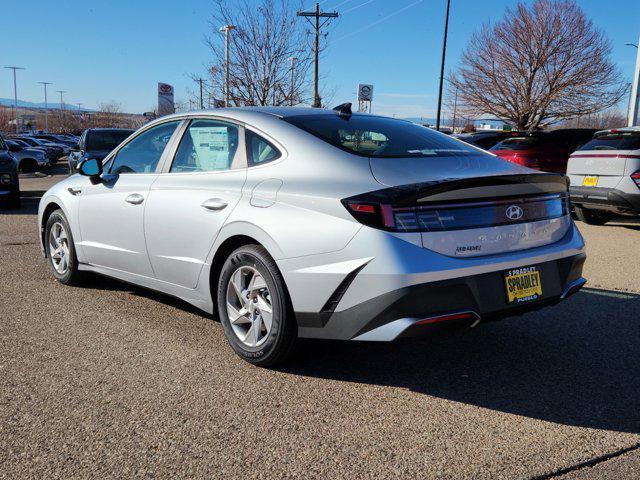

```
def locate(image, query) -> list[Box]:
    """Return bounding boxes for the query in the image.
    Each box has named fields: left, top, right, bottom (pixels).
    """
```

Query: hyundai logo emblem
left=506, top=205, right=524, bottom=220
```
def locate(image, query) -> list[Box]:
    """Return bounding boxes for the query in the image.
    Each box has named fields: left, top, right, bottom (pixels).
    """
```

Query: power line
left=329, top=0, right=353, bottom=10
left=334, top=0, right=423, bottom=42
left=342, top=0, right=374, bottom=14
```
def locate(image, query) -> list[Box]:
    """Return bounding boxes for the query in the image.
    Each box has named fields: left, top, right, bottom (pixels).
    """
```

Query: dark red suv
left=490, top=129, right=597, bottom=173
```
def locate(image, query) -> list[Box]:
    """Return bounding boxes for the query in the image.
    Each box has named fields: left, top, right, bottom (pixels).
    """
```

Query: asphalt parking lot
left=1, top=169, right=639, bottom=479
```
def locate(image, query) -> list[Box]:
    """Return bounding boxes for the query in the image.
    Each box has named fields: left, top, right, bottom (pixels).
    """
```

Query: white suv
left=567, top=127, right=640, bottom=224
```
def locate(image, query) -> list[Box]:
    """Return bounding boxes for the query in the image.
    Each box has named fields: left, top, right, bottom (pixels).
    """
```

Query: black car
left=0, top=135, right=20, bottom=209
left=16, top=136, right=65, bottom=161
left=454, top=131, right=524, bottom=150
left=32, top=134, right=78, bottom=149
left=68, top=128, right=134, bottom=173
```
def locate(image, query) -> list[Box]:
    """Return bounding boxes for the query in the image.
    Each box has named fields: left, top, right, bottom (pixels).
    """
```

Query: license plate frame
left=583, top=175, right=598, bottom=187
left=504, top=266, right=543, bottom=304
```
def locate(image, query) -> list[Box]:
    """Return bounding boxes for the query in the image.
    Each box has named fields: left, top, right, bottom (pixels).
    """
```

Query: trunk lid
left=360, top=156, right=571, bottom=258
left=369, top=154, right=530, bottom=187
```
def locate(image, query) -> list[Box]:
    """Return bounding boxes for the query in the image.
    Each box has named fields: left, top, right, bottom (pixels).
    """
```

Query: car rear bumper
left=288, top=222, right=586, bottom=341
left=296, top=252, right=585, bottom=341
left=570, top=186, right=640, bottom=213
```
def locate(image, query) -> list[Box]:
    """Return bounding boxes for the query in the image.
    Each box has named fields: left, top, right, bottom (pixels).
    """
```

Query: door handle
left=125, top=193, right=145, bottom=205
left=201, top=198, right=228, bottom=211
left=67, top=187, right=82, bottom=196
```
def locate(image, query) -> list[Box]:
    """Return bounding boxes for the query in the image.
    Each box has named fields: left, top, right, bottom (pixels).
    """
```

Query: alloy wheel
left=49, top=221, right=70, bottom=274
left=226, top=265, right=273, bottom=347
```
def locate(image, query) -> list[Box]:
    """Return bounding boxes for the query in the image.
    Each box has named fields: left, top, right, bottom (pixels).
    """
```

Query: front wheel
left=44, top=209, right=86, bottom=285
left=574, top=206, right=613, bottom=225
left=217, top=245, right=297, bottom=367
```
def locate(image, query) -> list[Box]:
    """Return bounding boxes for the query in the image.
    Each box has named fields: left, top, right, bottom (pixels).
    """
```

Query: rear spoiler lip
left=349, top=173, right=568, bottom=206
left=570, top=153, right=640, bottom=159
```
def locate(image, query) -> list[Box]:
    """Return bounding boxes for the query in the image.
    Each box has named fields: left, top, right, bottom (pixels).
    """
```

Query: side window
left=109, top=121, right=180, bottom=174
left=246, top=130, right=281, bottom=166
left=79, top=131, right=87, bottom=151
left=171, top=119, right=239, bottom=173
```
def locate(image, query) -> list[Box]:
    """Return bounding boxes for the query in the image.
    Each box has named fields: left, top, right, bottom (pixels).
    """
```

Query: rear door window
left=170, top=119, right=240, bottom=172
left=577, top=132, right=640, bottom=151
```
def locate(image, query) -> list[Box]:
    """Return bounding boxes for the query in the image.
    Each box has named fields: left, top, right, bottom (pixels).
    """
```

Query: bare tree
left=202, top=0, right=314, bottom=107
left=450, top=0, right=626, bottom=130
left=559, top=109, right=627, bottom=130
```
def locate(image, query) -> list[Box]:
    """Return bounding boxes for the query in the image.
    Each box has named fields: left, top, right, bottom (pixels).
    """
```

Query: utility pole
left=297, top=3, right=338, bottom=108
left=38, top=81, right=52, bottom=132
left=626, top=39, right=640, bottom=126
left=76, top=103, right=83, bottom=111
left=435, top=0, right=451, bottom=131
left=197, top=78, right=204, bottom=109
left=289, top=57, right=297, bottom=106
left=451, top=84, right=459, bottom=132
left=57, top=90, right=66, bottom=110
left=4, top=66, right=25, bottom=133
left=220, top=25, right=236, bottom=107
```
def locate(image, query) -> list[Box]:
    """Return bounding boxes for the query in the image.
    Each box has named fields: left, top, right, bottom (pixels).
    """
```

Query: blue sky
left=3, top=0, right=639, bottom=118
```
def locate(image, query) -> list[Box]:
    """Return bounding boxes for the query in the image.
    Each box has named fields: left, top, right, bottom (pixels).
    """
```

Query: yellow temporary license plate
left=583, top=175, right=598, bottom=187
left=504, top=266, right=542, bottom=304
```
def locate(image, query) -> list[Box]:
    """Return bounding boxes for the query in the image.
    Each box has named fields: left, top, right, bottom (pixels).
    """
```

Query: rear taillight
left=343, top=193, right=569, bottom=233
left=632, top=170, right=640, bottom=189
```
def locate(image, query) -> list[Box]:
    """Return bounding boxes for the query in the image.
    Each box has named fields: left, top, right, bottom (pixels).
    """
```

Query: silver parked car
left=38, top=106, right=586, bottom=366
left=567, top=127, right=640, bottom=224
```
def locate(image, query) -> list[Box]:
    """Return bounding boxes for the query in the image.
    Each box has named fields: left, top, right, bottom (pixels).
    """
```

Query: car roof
left=151, top=106, right=402, bottom=125
left=87, top=128, right=135, bottom=131
left=594, top=126, right=640, bottom=136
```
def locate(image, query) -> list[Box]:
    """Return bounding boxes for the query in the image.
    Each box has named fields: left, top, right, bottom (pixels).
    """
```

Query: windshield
left=86, top=130, right=133, bottom=151
left=491, top=136, right=541, bottom=151
left=284, top=114, right=481, bottom=158
left=577, top=132, right=640, bottom=151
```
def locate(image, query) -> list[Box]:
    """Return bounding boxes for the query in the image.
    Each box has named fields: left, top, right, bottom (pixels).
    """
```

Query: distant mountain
left=0, top=98, right=91, bottom=111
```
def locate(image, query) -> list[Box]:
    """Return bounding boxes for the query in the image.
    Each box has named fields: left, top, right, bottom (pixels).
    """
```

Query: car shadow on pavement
left=283, top=287, right=640, bottom=434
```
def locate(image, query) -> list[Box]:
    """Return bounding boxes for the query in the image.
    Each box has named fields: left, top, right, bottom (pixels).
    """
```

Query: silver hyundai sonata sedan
left=38, top=105, right=586, bottom=366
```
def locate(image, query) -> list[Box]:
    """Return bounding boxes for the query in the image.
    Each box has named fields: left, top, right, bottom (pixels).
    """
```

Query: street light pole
left=56, top=90, right=67, bottom=133
left=220, top=25, right=236, bottom=107
left=38, top=81, right=52, bottom=132
left=4, top=66, right=25, bottom=133
left=435, top=0, right=451, bottom=131
left=289, top=57, right=297, bottom=106
left=626, top=40, right=640, bottom=126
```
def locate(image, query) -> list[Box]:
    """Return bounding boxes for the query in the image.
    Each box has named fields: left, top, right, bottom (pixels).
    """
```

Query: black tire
left=574, top=205, right=613, bottom=225
left=44, top=209, right=86, bottom=285
left=19, top=159, right=37, bottom=174
left=217, top=244, right=297, bottom=367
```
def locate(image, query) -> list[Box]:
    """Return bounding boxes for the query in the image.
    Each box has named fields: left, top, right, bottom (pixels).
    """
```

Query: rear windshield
left=284, top=114, right=481, bottom=158
left=577, top=132, right=640, bottom=151
left=490, top=137, right=541, bottom=151
left=86, top=130, right=133, bottom=151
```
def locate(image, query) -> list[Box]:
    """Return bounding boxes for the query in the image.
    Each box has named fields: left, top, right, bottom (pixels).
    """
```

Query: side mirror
left=77, top=158, right=103, bottom=177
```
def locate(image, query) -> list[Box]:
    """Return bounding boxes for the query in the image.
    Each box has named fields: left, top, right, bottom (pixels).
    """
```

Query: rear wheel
left=574, top=206, right=613, bottom=225
left=217, top=245, right=297, bottom=367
